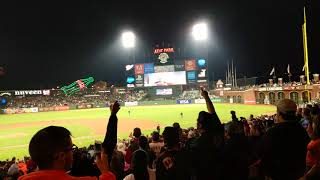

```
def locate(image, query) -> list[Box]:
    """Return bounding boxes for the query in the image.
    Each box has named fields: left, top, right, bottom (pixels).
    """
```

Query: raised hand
left=110, top=101, right=120, bottom=115
left=95, top=147, right=110, bottom=174
left=200, top=87, right=209, bottom=99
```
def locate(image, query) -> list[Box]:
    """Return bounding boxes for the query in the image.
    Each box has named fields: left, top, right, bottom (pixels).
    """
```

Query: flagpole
left=302, top=6, right=310, bottom=102
left=288, top=64, right=292, bottom=83
left=273, top=67, right=276, bottom=85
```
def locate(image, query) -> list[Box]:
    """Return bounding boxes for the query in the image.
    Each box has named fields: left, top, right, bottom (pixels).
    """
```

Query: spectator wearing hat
left=257, top=99, right=310, bottom=180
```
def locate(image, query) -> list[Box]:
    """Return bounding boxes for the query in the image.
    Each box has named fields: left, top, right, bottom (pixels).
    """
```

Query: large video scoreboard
left=125, top=47, right=207, bottom=87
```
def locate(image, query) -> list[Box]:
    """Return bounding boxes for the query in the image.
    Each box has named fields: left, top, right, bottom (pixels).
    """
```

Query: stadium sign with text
left=154, top=48, right=174, bottom=54
left=176, top=99, right=192, bottom=104
left=14, top=90, right=51, bottom=96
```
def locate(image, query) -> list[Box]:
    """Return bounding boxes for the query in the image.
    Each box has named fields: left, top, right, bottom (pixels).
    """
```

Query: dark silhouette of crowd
left=1, top=88, right=320, bottom=180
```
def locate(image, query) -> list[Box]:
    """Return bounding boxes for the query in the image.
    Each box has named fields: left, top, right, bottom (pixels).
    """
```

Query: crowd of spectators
left=5, top=89, right=146, bottom=109
left=1, top=89, right=320, bottom=180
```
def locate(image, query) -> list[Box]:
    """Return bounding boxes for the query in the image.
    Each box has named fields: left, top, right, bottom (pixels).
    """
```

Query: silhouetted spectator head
left=152, top=131, right=160, bottom=142
left=303, top=108, right=311, bottom=118
left=29, top=126, right=73, bottom=170
left=226, top=121, right=244, bottom=138
left=162, top=127, right=179, bottom=148
left=197, top=111, right=223, bottom=134
left=133, top=128, right=142, bottom=138
left=306, top=104, right=313, bottom=110
left=131, top=150, right=149, bottom=180
left=311, top=107, right=320, bottom=116
left=231, top=110, right=238, bottom=121
left=276, top=99, right=297, bottom=122
left=172, top=122, right=181, bottom=129
left=139, top=136, right=149, bottom=150
left=173, top=122, right=183, bottom=139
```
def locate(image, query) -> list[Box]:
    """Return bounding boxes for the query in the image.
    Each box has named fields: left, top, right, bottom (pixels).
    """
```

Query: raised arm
left=200, top=88, right=216, bottom=114
left=102, top=101, right=120, bottom=162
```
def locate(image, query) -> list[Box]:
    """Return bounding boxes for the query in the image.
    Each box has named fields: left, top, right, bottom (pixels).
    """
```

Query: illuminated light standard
left=191, top=22, right=210, bottom=88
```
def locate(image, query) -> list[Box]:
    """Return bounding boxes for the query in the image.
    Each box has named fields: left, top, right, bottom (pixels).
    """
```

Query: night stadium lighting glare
left=121, top=31, right=136, bottom=48
left=192, top=22, right=208, bottom=41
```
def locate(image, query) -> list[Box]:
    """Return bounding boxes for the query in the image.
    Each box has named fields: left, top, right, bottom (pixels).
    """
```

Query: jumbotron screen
left=144, top=71, right=186, bottom=87
left=125, top=58, right=207, bottom=87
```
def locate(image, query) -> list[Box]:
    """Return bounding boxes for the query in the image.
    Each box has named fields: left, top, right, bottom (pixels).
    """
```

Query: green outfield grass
left=0, top=104, right=276, bottom=160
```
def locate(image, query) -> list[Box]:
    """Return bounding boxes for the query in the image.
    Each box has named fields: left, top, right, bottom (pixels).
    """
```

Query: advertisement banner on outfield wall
left=22, top=107, right=38, bottom=113
left=125, top=101, right=138, bottom=106
left=211, top=98, right=222, bottom=103
left=194, top=99, right=206, bottom=104
left=77, top=104, right=92, bottom=109
left=1, top=107, right=38, bottom=114
left=176, top=99, right=192, bottom=104
left=39, top=106, right=69, bottom=112
left=54, top=106, right=70, bottom=111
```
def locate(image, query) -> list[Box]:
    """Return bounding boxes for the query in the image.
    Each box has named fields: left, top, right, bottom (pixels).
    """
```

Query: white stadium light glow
left=121, top=31, right=136, bottom=48
left=192, top=22, right=208, bottom=41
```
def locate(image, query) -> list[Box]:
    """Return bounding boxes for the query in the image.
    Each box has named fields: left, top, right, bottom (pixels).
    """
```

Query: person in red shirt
left=306, top=114, right=320, bottom=169
left=19, top=101, right=121, bottom=180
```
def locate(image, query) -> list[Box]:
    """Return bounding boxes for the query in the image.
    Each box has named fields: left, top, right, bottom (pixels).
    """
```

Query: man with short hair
left=257, top=99, right=310, bottom=180
left=18, top=101, right=120, bottom=180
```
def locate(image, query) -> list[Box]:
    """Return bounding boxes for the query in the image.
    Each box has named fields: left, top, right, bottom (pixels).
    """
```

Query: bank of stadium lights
left=192, top=22, right=208, bottom=41
left=121, top=31, right=136, bottom=48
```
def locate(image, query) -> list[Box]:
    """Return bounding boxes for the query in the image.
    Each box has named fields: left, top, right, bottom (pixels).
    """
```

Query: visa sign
left=176, top=99, right=192, bottom=104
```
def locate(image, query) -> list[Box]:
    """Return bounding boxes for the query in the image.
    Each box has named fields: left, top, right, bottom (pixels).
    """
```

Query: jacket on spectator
left=18, top=170, right=115, bottom=180
left=221, top=134, right=252, bottom=180
left=258, top=121, right=310, bottom=180
left=155, top=148, right=191, bottom=180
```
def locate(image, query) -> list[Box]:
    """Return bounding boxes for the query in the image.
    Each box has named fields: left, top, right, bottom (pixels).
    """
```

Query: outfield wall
left=0, top=98, right=226, bottom=114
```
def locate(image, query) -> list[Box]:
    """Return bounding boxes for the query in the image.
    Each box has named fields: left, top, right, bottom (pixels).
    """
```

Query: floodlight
left=192, top=22, right=208, bottom=41
left=121, top=31, right=135, bottom=48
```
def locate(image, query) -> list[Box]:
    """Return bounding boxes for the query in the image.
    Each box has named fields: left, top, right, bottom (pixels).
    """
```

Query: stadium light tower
left=191, top=22, right=211, bottom=89
left=192, top=22, right=208, bottom=41
left=121, top=31, right=136, bottom=48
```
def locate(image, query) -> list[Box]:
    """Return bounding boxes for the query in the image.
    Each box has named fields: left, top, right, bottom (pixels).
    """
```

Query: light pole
left=192, top=22, right=210, bottom=89
left=121, top=31, right=136, bottom=64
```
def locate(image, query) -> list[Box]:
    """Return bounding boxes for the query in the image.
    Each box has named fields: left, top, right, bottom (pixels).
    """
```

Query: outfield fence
left=0, top=98, right=229, bottom=114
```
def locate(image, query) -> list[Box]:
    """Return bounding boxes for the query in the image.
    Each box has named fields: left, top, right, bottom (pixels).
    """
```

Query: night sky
left=1, top=0, right=319, bottom=89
